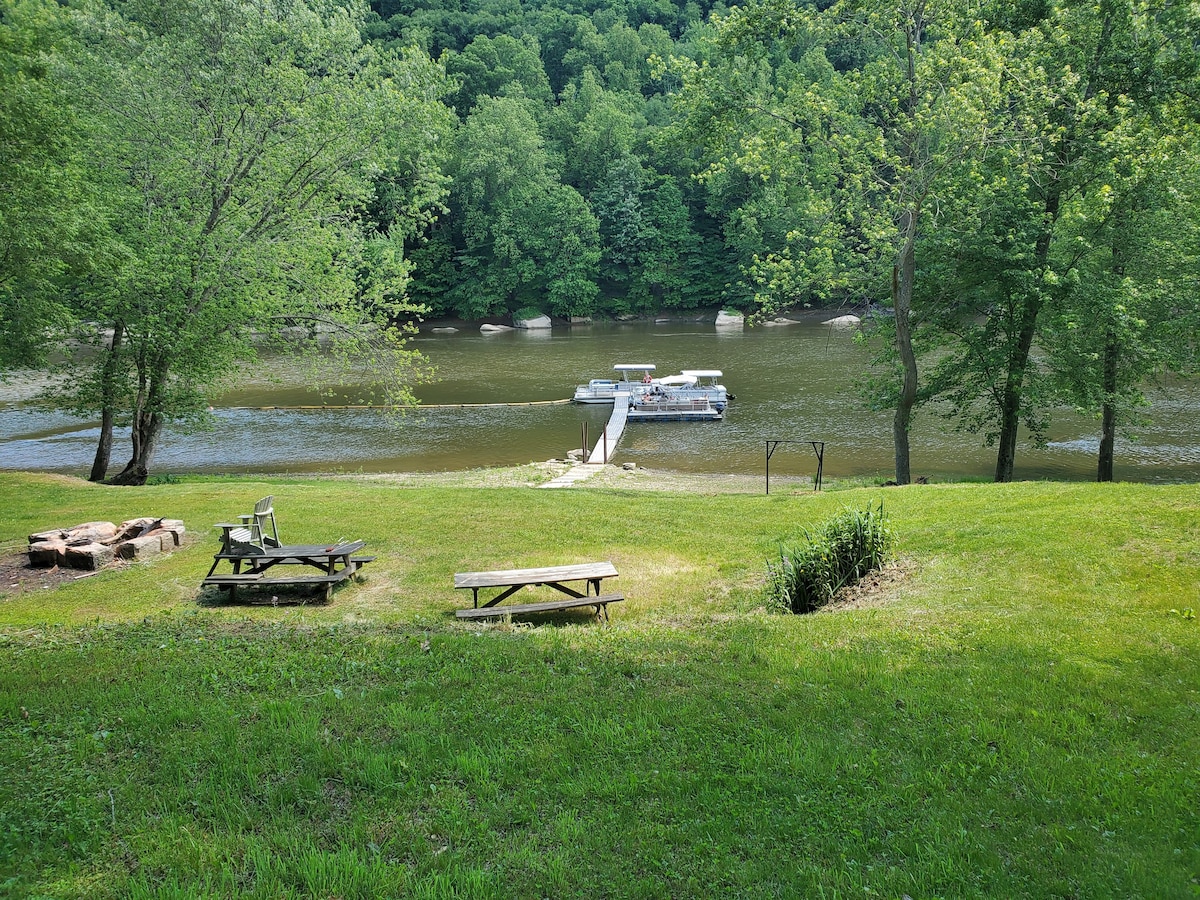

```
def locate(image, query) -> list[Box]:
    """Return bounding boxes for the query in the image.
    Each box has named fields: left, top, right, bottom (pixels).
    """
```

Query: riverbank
left=412, top=303, right=869, bottom=334
left=1, top=472, right=1198, bottom=896
left=320, top=461, right=824, bottom=493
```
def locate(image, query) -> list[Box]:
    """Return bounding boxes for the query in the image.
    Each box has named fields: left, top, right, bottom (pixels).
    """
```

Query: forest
left=1, top=0, right=1198, bottom=483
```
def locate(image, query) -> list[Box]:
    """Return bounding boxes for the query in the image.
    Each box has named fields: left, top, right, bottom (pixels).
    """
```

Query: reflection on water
left=2, top=318, right=1198, bottom=482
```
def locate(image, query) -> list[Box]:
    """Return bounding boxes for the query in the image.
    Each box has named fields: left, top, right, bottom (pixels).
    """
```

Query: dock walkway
left=541, top=392, right=631, bottom=489
left=587, top=392, right=630, bottom=465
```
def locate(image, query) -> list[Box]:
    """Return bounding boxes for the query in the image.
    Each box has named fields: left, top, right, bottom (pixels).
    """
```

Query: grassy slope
left=0, top=473, right=1197, bottom=898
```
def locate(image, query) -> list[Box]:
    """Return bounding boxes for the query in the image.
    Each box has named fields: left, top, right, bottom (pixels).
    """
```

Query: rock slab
left=65, top=542, right=115, bottom=570
left=27, top=517, right=185, bottom=570
left=118, top=535, right=162, bottom=560
left=28, top=539, right=68, bottom=567
left=514, top=314, right=552, bottom=329
left=822, top=314, right=862, bottom=328
left=715, top=310, right=745, bottom=327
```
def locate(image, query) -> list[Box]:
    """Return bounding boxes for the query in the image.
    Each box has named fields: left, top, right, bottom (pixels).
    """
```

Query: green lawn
left=1, top=472, right=1197, bottom=898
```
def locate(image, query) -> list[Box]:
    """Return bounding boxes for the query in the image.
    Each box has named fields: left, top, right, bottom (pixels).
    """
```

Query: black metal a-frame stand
left=765, top=440, right=825, bottom=494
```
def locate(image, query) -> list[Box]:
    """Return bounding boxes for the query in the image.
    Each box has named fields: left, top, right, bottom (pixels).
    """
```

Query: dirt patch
left=1, top=530, right=202, bottom=599
left=331, top=461, right=574, bottom=488
left=0, top=550, right=128, bottom=596
left=824, top=560, right=917, bottom=611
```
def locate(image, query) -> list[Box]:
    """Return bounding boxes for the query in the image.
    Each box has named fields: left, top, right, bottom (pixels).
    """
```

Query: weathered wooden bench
left=456, top=592, right=624, bottom=622
left=453, top=561, right=620, bottom=622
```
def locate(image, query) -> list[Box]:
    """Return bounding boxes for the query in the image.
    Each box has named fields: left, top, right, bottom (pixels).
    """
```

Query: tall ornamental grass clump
left=767, top=502, right=892, bottom=614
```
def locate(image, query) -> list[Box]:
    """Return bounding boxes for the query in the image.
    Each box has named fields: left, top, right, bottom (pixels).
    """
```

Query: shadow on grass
left=450, top=607, right=612, bottom=628
left=196, top=583, right=335, bottom=608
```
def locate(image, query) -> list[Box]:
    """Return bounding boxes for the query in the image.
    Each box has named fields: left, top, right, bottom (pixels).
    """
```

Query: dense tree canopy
left=2, top=0, right=1198, bottom=482
left=0, top=0, right=106, bottom=368
left=919, top=0, right=1200, bottom=480
left=668, top=0, right=1199, bottom=481
left=5, top=0, right=452, bottom=482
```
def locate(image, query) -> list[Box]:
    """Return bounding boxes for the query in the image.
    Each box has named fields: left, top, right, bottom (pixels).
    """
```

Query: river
left=2, top=315, right=1198, bottom=482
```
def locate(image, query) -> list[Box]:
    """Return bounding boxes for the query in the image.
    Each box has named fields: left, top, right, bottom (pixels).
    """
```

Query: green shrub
left=766, top=502, right=892, bottom=614
left=513, top=306, right=544, bottom=322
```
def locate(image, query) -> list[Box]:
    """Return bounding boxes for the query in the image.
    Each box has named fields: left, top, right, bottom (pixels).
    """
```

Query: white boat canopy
left=680, top=369, right=722, bottom=378
left=614, top=364, right=656, bottom=372
left=658, top=374, right=699, bottom=387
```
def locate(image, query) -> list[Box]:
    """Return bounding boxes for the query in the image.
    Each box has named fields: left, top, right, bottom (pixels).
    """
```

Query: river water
left=2, top=316, right=1198, bottom=482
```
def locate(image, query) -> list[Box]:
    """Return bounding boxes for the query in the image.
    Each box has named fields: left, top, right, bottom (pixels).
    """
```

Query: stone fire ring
left=28, top=518, right=186, bottom=571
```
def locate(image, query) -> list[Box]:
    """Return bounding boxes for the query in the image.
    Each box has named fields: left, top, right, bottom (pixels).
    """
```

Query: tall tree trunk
left=106, top=353, right=165, bottom=486
left=107, top=408, right=163, bottom=486
left=1099, top=324, right=1123, bottom=482
left=1097, top=333, right=1118, bottom=482
left=994, top=187, right=1061, bottom=482
left=892, top=210, right=919, bottom=485
left=994, top=308, right=1039, bottom=482
left=889, top=12, right=925, bottom=487
left=1097, top=238, right=1126, bottom=482
left=88, top=322, right=124, bottom=483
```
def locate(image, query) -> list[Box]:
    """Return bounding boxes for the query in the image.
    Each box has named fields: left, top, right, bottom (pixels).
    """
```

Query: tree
left=669, top=0, right=1007, bottom=483
left=443, top=33, right=553, bottom=115
left=448, top=96, right=600, bottom=318
left=1045, top=4, right=1200, bottom=481
left=0, top=0, right=105, bottom=368
left=557, top=72, right=639, bottom=194
left=591, top=155, right=648, bottom=287
left=54, top=0, right=450, bottom=483
left=590, top=158, right=700, bottom=310
left=1044, top=120, right=1200, bottom=480
left=923, top=0, right=1200, bottom=481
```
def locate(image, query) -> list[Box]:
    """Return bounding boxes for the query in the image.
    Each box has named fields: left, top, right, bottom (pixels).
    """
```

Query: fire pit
left=28, top=518, right=186, bottom=571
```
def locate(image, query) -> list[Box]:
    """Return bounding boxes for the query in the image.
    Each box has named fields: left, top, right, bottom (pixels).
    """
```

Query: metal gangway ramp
left=587, top=391, right=630, bottom=465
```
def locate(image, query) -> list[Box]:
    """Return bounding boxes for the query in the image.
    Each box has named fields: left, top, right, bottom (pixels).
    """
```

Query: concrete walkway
left=539, top=464, right=607, bottom=489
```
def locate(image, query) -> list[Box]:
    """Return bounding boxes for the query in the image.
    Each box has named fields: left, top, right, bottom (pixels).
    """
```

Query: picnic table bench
left=203, top=539, right=373, bottom=602
left=454, top=561, right=622, bottom=622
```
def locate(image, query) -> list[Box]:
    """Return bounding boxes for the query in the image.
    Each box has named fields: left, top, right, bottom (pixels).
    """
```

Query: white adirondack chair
left=221, top=495, right=281, bottom=554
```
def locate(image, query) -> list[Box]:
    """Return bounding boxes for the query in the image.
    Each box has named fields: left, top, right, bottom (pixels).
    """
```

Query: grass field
left=0, top=471, right=1198, bottom=898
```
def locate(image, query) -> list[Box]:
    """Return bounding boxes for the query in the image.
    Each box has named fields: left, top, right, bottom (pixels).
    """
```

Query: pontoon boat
left=573, top=364, right=657, bottom=403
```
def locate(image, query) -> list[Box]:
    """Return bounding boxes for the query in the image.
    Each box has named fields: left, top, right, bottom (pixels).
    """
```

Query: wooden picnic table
left=453, top=561, right=622, bottom=622
left=203, top=539, right=373, bottom=602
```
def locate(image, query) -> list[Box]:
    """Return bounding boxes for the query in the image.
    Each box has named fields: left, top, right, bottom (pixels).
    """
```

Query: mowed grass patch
left=0, top=473, right=1198, bottom=897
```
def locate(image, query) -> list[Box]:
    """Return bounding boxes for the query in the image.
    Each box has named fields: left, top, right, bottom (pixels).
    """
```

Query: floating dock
left=627, top=397, right=723, bottom=422
left=584, top=388, right=721, bottom=465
